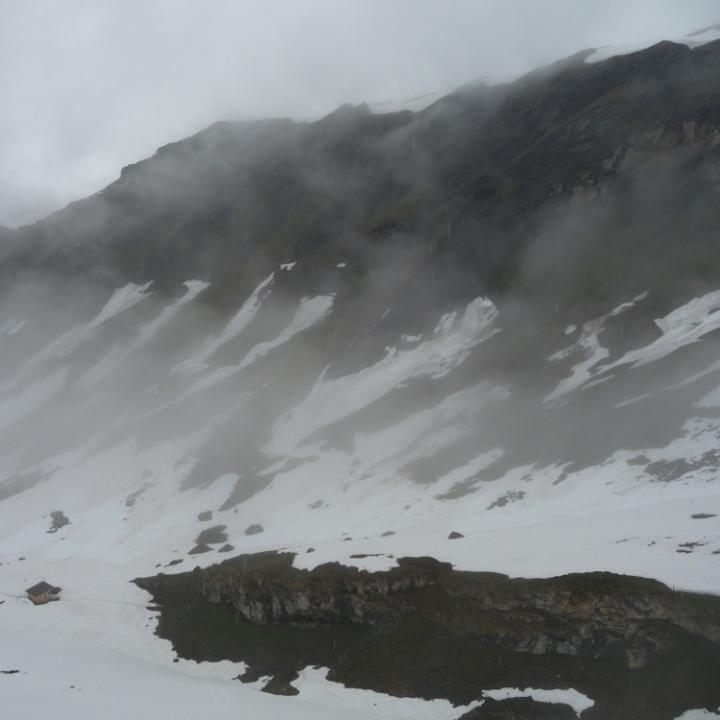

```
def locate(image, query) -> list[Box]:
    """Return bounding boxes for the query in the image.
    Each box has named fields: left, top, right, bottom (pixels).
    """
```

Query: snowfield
left=1, top=266, right=720, bottom=717
left=0, top=569, right=481, bottom=720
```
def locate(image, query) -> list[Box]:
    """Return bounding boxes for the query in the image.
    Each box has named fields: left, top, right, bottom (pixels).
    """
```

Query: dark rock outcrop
left=47, top=511, right=70, bottom=533
left=135, top=552, right=720, bottom=719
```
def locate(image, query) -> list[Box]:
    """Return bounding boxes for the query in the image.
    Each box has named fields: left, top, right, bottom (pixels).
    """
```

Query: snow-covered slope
left=3, top=28, right=720, bottom=720
left=1, top=264, right=720, bottom=717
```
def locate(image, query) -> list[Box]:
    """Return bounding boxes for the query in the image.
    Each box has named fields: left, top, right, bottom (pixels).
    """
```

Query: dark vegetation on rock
left=135, top=551, right=720, bottom=720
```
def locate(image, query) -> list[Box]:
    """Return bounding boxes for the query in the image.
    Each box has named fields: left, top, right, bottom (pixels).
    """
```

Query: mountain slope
left=1, top=38, right=720, bottom=720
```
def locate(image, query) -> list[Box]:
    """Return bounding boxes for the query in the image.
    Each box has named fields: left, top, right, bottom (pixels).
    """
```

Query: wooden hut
left=25, top=581, right=62, bottom=605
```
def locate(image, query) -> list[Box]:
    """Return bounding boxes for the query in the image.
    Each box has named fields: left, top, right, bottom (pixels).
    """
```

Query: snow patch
left=2, top=283, right=151, bottom=390
left=0, top=366, right=69, bottom=433
left=173, top=273, right=273, bottom=376
left=675, top=711, right=720, bottom=720
left=292, top=667, right=480, bottom=719
left=183, top=295, right=334, bottom=398
left=604, top=289, right=720, bottom=371
left=78, top=280, right=210, bottom=387
left=266, top=297, right=499, bottom=456
left=483, top=687, right=594, bottom=716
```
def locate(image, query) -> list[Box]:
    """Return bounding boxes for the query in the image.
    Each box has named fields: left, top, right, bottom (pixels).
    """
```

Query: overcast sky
left=0, top=0, right=718, bottom=228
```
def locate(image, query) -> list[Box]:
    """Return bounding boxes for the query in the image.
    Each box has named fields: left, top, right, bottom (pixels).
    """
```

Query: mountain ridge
left=3, top=38, right=720, bottom=322
left=2, top=33, right=720, bottom=720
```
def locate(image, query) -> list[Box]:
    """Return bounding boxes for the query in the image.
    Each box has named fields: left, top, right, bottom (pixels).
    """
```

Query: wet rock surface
left=135, top=552, right=720, bottom=719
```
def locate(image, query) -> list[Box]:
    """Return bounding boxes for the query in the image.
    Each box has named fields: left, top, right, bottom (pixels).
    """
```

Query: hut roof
left=26, top=581, right=61, bottom=596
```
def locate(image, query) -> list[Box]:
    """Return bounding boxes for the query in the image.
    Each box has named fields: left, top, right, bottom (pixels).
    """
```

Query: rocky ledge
left=135, top=552, right=720, bottom=719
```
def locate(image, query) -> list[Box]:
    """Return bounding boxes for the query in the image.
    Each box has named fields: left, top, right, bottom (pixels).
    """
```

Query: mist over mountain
left=2, top=22, right=720, bottom=720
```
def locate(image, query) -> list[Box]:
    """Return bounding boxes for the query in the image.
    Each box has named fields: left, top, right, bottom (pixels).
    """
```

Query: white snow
left=0, top=367, right=68, bottom=432
left=604, top=289, right=720, bottom=371
left=483, top=686, right=594, bottom=716
left=280, top=262, right=297, bottom=271
left=266, top=297, right=498, bottom=455
left=675, top=711, right=720, bottom=720
left=614, top=392, right=653, bottom=408
left=0, top=405, right=484, bottom=720
left=291, top=667, right=479, bottom=719
left=543, top=290, right=649, bottom=404
left=1, top=283, right=151, bottom=391
left=77, top=280, right=209, bottom=387
left=173, top=273, right=274, bottom=376
left=3, top=282, right=720, bottom=718
left=180, top=295, right=334, bottom=400
left=0, top=568, right=475, bottom=720
left=544, top=315, right=609, bottom=405
left=543, top=289, right=720, bottom=402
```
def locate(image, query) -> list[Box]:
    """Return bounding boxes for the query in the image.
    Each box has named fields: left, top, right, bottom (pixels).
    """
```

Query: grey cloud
left=0, top=0, right=718, bottom=227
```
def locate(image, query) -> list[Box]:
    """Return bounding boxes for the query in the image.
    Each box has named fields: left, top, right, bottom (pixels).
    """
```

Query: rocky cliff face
left=5, top=41, right=720, bottom=324
left=136, top=553, right=720, bottom=719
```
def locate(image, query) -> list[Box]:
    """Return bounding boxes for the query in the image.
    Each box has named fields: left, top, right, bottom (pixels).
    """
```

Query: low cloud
left=0, top=0, right=718, bottom=227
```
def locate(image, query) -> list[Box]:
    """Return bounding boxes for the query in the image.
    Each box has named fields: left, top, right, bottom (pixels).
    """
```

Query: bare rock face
left=135, top=552, right=720, bottom=720
left=172, top=553, right=720, bottom=666
left=203, top=554, right=451, bottom=627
